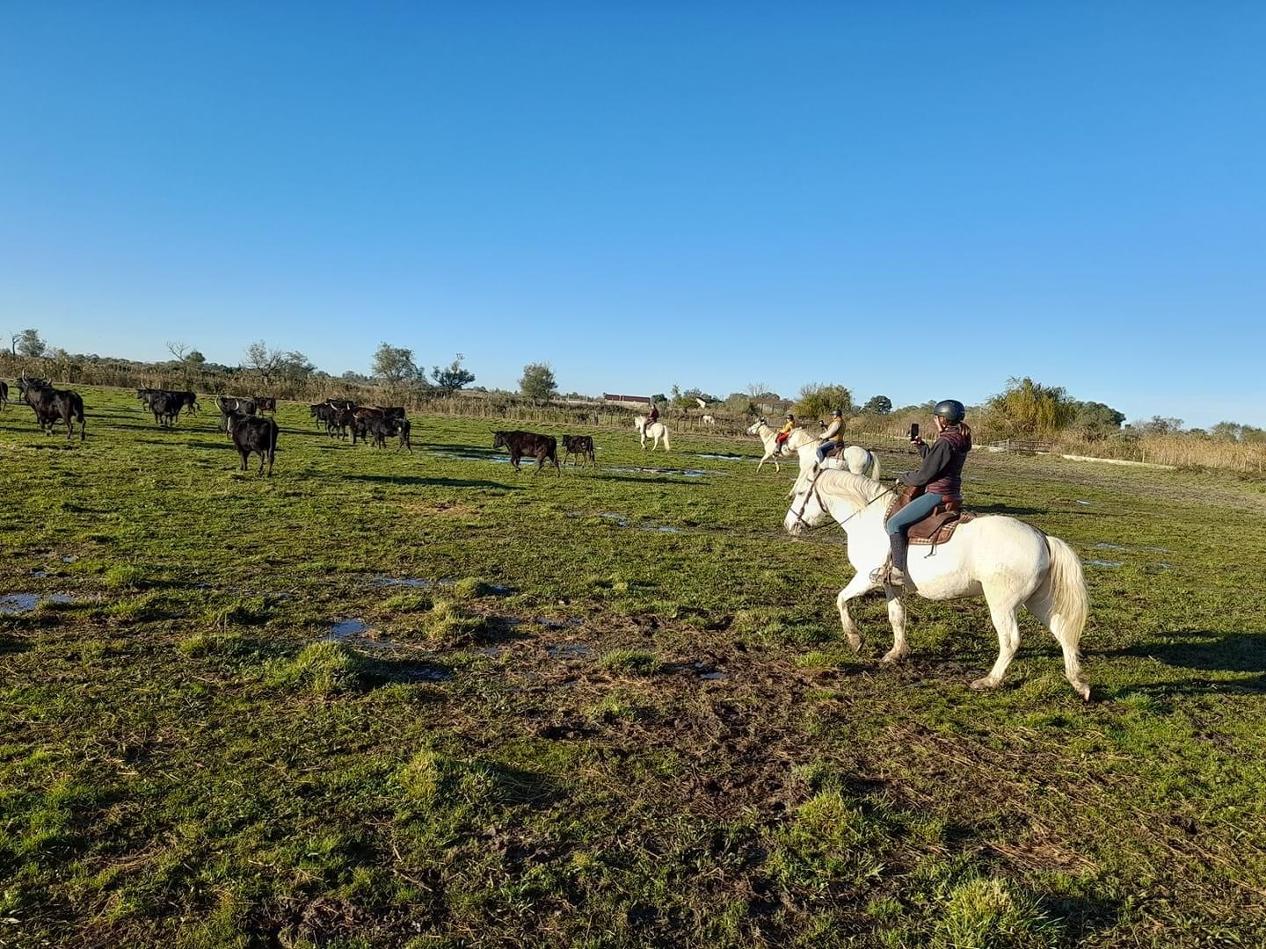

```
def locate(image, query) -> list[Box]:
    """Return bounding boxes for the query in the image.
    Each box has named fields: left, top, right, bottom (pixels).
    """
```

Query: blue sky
left=2, top=2, right=1263, bottom=426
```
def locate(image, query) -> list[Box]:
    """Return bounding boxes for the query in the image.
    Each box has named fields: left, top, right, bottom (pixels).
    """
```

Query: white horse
left=795, top=442, right=882, bottom=483
left=701, top=414, right=715, bottom=425
left=784, top=469, right=1090, bottom=700
left=634, top=415, right=671, bottom=451
left=746, top=419, right=818, bottom=472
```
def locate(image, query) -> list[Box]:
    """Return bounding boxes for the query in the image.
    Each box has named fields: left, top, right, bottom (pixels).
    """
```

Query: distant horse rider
left=774, top=413, right=796, bottom=452
left=642, top=402, right=660, bottom=437
left=872, top=399, right=972, bottom=586
left=815, top=409, right=846, bottom=465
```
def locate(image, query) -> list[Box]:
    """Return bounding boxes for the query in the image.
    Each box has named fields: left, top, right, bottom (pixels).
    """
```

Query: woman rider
left=642, top=402, right=660, bottom=437
left=872, top=399, right=972, bottom=586
left=774, top=413, right=796, bottom=452
left=815, top=409, right=845, bottom=464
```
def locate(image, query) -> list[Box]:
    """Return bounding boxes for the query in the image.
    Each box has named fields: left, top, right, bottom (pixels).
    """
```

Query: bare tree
left=167, top=340, right=191, bottom=361
left=243, top=340, right=285, bottom=387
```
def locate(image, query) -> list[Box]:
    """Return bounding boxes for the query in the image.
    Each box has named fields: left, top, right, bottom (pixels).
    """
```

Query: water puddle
left=548, top=642, right=591, bottom=659
left=1, top=594, right=40, bottom=614
left=688, top=660, right=728, bottom=680
left=538, top=616, right=581, bottom=629
left=1093, top=542, right=1171, bottom=554
left=0, top=593, right=76, bottom=615
left=606, top=466, right=712, bottom=478
left=329, top=618, right=369, bottom=639
left=1076, top=500, right=1092, bottom=506
left=403, top=665, right=453, bottom=682
left=1085, top=560, right=1123, bottom=569
left=374, top=576, right=447, bottom=589
left=597, top=513, right=682, bottom=534
left=695, top=453, right=745, bottom=461
left=431, top=451, right=513, bottom=465
left=477, top=645, right=505, bottom=657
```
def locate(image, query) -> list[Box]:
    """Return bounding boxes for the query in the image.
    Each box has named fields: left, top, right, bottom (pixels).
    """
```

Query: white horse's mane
left=815, top=469, right=890, bottom=509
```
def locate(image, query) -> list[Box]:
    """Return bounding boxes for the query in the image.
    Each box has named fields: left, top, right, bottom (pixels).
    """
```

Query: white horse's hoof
left=880, top=649, right=909, bottom=664
left=1072, top=681, right=1091, bottom=702
left=846, top=634, right=862, bottom=653
left=970, top=676, right=999, bottom=690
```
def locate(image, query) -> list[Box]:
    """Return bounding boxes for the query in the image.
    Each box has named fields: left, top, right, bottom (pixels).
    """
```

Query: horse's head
left=784, top=470, right=831, bottom=536
left=746, top=418, right=766, bottom=436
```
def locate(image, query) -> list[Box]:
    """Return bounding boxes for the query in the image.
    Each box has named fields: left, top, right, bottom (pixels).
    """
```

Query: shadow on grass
left=1103, top=630, right=1266, bottom=696
left=344, top=473, right=520, bottom=490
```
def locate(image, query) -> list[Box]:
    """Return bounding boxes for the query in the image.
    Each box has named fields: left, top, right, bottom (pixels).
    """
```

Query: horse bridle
left=790, top=467, right=895, bottom=533
left=790, top=466, right=830, bottom=532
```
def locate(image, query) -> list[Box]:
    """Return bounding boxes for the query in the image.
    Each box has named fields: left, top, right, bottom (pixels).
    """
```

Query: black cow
left=365, top=415, right=413, bottom=451
left=0, top=380, right=8, bottom=411
left=310, top=402, right=334, bottom=431
left=217, top=396, right=257, bottom=434
left=150, top=391, right=185, bottom=428
left=17, top=375, right=86, bottom=441
left=492, top=430, right=560, bottom=475
left=226, top=413, right=278, bottom=476
left=253, top=396, right=277, bottom=414
left=562, top=434, right=596, bottom=467
left=172, top=390, right=199, bottom=413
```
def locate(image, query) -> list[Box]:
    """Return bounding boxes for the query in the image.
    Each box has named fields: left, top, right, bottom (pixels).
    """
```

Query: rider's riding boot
left=889, top=532, right=910, bottom=586
left=870, top=533, right=910, bottom=586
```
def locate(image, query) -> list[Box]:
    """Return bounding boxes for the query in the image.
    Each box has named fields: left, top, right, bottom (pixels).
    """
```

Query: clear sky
left=2, top=2, right=1263, bottom=426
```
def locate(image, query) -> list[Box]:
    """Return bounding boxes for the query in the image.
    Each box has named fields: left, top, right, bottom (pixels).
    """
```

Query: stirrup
left=868, top=561, right=891, bottom=584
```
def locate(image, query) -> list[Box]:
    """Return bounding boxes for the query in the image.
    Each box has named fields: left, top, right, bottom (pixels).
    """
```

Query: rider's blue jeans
left=815, top=440, right=835, bottom=463
left=885, top=491, right=945, bottom=536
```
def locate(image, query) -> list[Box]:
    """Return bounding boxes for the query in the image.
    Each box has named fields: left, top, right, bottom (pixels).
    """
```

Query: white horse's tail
left=865, top=450, right=881, bottom=481
left=1036, top=534, right=1091, bottom=699
left=662, top=427, right=671, bottom=450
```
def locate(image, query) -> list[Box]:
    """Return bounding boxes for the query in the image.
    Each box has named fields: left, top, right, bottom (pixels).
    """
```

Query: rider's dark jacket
left=898, top=426, right=970, bottom=501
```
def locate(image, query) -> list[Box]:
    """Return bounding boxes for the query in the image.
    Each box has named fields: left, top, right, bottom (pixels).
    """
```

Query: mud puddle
left=0, top=593, right=77, bottom=615
left=548, top=642, right=592, bottom=659
left=1085, top=560, right=1123, bottom=569
left=606, top=466, right=713, bottom=478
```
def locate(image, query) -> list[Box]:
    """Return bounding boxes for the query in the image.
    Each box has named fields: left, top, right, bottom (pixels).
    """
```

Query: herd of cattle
left=3, top=380, right=605, bottom=477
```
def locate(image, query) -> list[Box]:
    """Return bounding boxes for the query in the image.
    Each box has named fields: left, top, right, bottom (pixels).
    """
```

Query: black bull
left=492, top=430, right=560, bottom=475
left=19, top=378, right=86, bottom=441
left=562, top=434, right=596, bottom=467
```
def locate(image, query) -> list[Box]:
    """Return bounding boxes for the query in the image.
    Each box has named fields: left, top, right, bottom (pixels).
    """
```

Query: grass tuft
left=266, top=642, right=366, bottom=695
left=931, top=875, right=1058, bottom=949
left=598, top=649, right=661, bottom=675
left=103, top=564, right=147, bottom=590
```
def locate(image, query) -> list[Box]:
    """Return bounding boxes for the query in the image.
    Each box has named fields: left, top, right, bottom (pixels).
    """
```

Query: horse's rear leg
left=974, top=590, right=1025, bottom=690
left=1026, top=592, right=1090, bottom=700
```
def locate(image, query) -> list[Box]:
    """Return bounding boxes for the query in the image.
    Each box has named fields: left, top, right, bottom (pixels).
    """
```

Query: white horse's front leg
left=835, top=572, right=876, bottom=652
left=881, top=590, right=910, bottom=663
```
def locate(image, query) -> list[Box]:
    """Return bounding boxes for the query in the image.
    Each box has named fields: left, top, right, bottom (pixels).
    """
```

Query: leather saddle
left=886, top=486, right=976, bottom=547
left=821, top=443, right=845, bottom=460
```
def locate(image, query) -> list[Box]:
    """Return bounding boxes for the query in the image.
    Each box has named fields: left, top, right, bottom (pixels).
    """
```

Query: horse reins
left=791, top=466, right=895, bottom=532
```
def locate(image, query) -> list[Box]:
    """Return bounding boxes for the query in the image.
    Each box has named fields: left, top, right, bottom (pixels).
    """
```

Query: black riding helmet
left=933, top=399, right=966, bottom=423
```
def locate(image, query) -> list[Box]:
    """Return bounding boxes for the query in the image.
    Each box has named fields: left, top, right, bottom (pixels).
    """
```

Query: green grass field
left=2, top=387, right=1265, bottom=947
